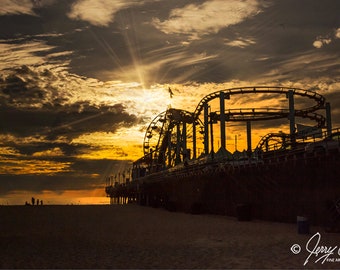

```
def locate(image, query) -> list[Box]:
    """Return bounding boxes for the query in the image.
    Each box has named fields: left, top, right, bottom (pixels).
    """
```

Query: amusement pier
left=105, top=86, right=340, bottom=227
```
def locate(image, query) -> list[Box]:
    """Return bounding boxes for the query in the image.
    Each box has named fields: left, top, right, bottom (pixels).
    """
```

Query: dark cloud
left=4, top=141, right=89, bottom=157
left=0, top=65, right=141, bottom=140
left=0, top=98, right=140, bottom=140
left=1, top=0, right=339, bottom=84
left=0, top=1, right=74, bottom=37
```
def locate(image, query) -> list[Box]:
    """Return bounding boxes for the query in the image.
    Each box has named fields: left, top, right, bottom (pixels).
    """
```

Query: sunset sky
left=1, top=0, right=339, bottom=205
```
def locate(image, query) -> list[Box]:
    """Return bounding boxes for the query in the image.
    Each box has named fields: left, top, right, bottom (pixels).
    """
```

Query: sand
left=0, top=204, right=339, bottom=269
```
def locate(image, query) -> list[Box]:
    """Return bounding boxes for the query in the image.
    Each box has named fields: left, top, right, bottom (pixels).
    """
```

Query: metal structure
left=193, top=86, right=328, bottom=155
left=254, top=132, right=291, bottom=152
left=133, top=108, right=204, bottom=178
left=127, top=86, right=333, bottom=179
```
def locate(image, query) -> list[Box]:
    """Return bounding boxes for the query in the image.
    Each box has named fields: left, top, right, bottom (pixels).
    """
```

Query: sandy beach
left=0, top=204, right=339, bottom=269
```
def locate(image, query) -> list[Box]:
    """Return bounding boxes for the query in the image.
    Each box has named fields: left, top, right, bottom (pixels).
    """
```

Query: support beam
left=182, top=122, right=187, bottom=151
left=287, top=90, right=296, bottom=146
left=220, top=91, right=226, bottom=149
left=204, top=103, right=209, bottom=154
left=246, top=121, right=252, bottom=156
left=210, top=112, right=214, bottom=159
left=326, top=102, right=332, bottom=136
left=168, top=130, right=172, bottom=167
left=176, top=123, right=181, bottom=164
left=192, top=121, right=196, bottom=159
left=182, top=122, right=187, bottom=160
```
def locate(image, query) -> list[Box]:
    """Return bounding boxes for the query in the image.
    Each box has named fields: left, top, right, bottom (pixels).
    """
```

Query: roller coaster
left=127, top=86, right=331, bottom=178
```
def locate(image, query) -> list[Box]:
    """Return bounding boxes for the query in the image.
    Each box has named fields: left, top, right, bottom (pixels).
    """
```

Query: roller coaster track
left=193, top=86, right=326, bottom=120
left=255, top=132, right=291, bottom=152
left=213, top=108, right=325, bottom=127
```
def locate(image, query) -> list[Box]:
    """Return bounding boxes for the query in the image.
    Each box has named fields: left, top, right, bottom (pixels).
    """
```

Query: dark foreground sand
left=0, top=204, right=339, bottom=269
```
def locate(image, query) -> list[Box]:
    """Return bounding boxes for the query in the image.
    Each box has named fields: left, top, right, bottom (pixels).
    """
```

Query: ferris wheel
left=143, top=110, right=168, bottom=155
left=143, top=108, right=203, bottom=168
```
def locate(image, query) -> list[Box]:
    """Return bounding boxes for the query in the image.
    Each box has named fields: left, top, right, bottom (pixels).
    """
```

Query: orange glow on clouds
left=72, top=128, right=144, bottom=161
left=0, top=154, right=72, bottom=175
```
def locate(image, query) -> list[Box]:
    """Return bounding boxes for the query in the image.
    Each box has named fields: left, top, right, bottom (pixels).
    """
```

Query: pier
left=105, top=86, right=340, bottom=226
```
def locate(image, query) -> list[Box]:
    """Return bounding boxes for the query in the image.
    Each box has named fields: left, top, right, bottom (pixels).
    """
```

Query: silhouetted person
left=31, top=197, right=35, bottom=206
left=37, top=199, right=39, bottom=205
left=40, top=200, right=43, bottom=206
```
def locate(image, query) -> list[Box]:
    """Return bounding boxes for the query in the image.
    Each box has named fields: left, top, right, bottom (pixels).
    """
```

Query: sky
left=0, top=0, right=339, bottom=205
